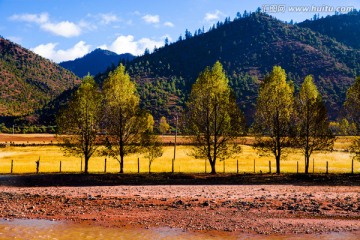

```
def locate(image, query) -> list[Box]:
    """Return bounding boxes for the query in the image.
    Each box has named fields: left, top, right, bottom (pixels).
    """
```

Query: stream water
left=0, top=219, right=358, bottom=240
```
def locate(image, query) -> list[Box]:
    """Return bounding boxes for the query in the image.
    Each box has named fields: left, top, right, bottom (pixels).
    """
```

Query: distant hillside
left=33, top=12, right=360, bottom=126
left=124, top=12, right=360, bottom=121
left=298, top=10, right=360, bottom=49
left=0, top=37, right=80, bottom=118
left=59, top=49, right=135, bottom=77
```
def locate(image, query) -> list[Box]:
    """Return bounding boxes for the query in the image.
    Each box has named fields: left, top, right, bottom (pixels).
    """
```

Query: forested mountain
left=124, top=12, right=360, bottom=121
left=298, top=10, right=360, bottom=49
left=6, top=11, right=360, bottom=127
left=0, top=37, right=80, bottom=119
left=59, top=49, right=135, bottom=78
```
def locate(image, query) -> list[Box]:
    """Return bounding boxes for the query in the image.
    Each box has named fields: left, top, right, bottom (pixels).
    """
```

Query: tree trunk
left=84, top=155, right=89, bottom=174
left=119, top=155, right=124, bottom=173
left=304, top=153, right=310, bottom=174
left=275, top=141, right=281, bottom=174
left=275, top=112, right=281, bottom=175
left=275, top=154, right=280, bottom=174
left=210, top=160, right=216, bottom=174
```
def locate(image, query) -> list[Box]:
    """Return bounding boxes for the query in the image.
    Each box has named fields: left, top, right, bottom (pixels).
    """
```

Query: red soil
left=0, top=134, right=57, bottom=144
left=0, top=134, right=253, bottom=145
left=0, top=184, right=359, bottom=235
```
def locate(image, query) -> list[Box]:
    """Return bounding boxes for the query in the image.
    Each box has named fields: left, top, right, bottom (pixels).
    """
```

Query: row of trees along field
left=57, top=62, right=360, bottom=174
left=57, top=65, right=162, bottom=174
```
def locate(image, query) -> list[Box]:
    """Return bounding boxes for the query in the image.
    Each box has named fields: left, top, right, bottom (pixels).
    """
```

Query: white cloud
left=78, top=19, right=97, bottom=31
left=204, top=10, right=224, bottom=22
left=100, top=35, right=164, bottom=56
left=99, top=13, right=119, bottom=24
left=142, top=14, right=160, bottom=24
left=32, top=41, right=91, bottom=63
left=41, top=21, right=81, bottom=38
left=164, top=21, right=174, bottom=27
left=9, top=13, right=49, bottom=24
left=9, top=12, right=82, bottom=38
left=32, top=42, right=57, bottom=59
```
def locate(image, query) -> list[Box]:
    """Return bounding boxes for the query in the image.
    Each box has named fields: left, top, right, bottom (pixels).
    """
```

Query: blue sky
left=1, top=0, right=359, bottom=62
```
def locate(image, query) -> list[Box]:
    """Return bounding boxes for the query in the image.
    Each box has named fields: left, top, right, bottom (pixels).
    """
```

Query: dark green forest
left=298, top=10, right=360, bottom=49
left=125, top=11, right=360, bottom=121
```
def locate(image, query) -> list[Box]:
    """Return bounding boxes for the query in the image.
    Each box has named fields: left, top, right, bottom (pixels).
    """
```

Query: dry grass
left=0, top=140, right=358, bottom=174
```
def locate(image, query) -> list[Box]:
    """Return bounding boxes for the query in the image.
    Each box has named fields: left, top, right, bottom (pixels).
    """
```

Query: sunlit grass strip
left=0, top=145, right=358, bottom=174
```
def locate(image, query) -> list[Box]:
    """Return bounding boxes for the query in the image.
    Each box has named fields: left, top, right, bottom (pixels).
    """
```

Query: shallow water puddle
left=0, top=219, right=358, bottom=240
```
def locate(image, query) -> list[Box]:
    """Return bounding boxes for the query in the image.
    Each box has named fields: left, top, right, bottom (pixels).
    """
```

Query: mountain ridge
left=124, top=12, right=360, bottom=120
left=59, top=49, right=135, bottom=78
left=298, top=11, right=360, bottom=49
left=0, top=36, right=80, bottom=118
left=2, top=11, right=360, bottom=127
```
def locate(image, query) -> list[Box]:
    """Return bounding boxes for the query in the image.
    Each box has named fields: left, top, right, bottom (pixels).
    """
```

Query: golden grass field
left=0, top=134, right=358, bottom=174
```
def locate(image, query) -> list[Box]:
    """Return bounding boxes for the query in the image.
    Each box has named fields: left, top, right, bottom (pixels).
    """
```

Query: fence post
left=326, top=161, right=328, bottom=174
left=104, top=158, right=107, bottom=173
left=351, top=159, right=354, bottom=174
left=60, top=161, right=62, bottom=173
left=254, top=159, right=256, bottom=173
left=80, top=157, right=83, bottom=173
left=138, top=158, right=140, bottom=173
left=172, top=158, right=174, bottom=174
left=36, top=159, right=40, bottom=174
left=237, top=160, right=239, bottom=174
left=11, top=160, right=13, bottom=174
left=269, top=161, right=271, bottom=174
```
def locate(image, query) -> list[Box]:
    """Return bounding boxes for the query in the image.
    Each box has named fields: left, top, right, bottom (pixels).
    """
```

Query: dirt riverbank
left=0, top=174, right=359, bottom=236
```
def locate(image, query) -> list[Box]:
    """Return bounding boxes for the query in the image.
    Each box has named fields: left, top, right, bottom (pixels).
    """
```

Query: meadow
left=0, top=135, right=358, bottom=174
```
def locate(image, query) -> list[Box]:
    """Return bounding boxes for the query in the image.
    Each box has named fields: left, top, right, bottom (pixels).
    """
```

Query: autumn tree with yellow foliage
left=102, top=64, right=154, bottom=173
left=253, top=66, right=294, bottom=174
left=187, top=61, right=245, bottom=174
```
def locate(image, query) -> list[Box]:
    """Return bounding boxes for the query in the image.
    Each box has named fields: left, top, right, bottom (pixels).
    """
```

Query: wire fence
left=2, top=157, right=358, bottom=175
